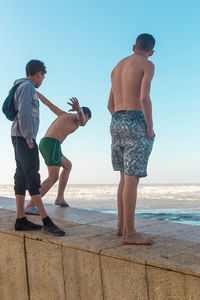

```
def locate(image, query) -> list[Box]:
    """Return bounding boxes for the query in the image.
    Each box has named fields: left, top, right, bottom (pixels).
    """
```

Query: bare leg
left=16, top=194, right=47, bottom=219
left=25, top=166, right=60, bottom=208
left=55, top=156, right=72, bottom=203
left=116, top=171, right=124, bottom=236
left=30, top=194, right=47, bottom=218
left=16, top=195, right=26, bottom=218
left=40, top=166, right=60, bottom=197
left=122, top=175, right=153, bottom=245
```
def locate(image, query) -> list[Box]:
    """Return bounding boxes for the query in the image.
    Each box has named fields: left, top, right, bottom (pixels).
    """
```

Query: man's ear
left=133, top=44, right=136, bottom=52
left=149, top=50, right=154, bottom=57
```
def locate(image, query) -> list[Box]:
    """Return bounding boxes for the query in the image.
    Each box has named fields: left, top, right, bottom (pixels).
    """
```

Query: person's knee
left=120, top=172, right=125, bottom=184
left=124, top=175, right=139, bottom=186
left=27, top=173, right=41, bottom=196
left=14, top=173, right=26, bottom=195
left=68, top=161, right=72, bottom=171
left=63, top=160, right=72, bottom=172
left=14, top=184, right=26, bottom=196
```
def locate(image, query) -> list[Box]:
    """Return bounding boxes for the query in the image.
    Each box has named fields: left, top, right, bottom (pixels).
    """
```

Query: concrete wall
left=1, top=210, right=200, bottom=300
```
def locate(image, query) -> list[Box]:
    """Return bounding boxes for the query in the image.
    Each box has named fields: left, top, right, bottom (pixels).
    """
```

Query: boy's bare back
left=111, top=54, right=154, bottom=112
left=44, top=113, right=79, bottom=143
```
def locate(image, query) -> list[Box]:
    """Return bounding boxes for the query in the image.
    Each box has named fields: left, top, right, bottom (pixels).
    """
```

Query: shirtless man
left=25, top=93, right=91, bottom=212
left=108, top=33, right=155, bottom=245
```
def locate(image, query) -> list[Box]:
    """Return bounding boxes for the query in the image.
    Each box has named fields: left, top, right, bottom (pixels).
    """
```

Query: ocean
left=1, top=184, right=200, bottom=225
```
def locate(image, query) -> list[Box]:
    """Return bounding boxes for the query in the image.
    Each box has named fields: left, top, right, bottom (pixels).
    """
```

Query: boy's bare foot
left=24, top=207, right=39, bottom=215
left=55, top=200, right=70, bottom=207
left=122, top=232, right=154, bottom=245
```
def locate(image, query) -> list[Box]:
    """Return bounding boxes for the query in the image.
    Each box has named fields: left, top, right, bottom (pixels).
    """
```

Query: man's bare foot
left=116, top=228, right=122, bottom=236
left=122, top=232, right=154, bottom=245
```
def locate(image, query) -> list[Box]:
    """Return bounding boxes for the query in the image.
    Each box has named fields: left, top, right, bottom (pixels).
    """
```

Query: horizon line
left=0, top=182, right=200, bottom=186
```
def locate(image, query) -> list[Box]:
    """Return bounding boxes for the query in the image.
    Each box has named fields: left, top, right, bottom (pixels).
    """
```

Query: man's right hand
left=146, top=127, right=154, bottom=140
left=28, top=143, right=34, bottom=149
left=67, top=97, right=81, bottom=112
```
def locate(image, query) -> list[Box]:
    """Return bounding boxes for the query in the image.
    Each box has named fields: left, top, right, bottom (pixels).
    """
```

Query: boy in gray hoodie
left=11, top=60, right=65, bottom=236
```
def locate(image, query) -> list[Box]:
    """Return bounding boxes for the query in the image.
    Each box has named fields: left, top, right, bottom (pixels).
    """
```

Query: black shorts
left=12, top=136, right=41, bottom=196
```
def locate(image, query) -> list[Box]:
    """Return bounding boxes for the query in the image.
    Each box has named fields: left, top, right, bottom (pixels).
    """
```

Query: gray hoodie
left=11, top=78, right=39, bottom=144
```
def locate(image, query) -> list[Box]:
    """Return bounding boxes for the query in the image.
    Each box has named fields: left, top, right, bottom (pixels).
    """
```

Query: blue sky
left=0, top=0, right=200, bottom=184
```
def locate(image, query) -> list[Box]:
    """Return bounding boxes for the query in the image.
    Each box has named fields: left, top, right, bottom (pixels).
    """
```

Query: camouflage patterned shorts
left=110, top=110, right=155, bottom=177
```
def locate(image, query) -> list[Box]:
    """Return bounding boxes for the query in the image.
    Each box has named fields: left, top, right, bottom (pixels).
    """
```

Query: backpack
left=2, top=82, right=22, bottom=121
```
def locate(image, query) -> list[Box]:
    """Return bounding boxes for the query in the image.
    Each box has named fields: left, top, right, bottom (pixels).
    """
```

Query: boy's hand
left=146, top=127, right=154, bottom=140
left=28, top=143, right=34, bottom=149
left=67, top=97, right=81, bottom=112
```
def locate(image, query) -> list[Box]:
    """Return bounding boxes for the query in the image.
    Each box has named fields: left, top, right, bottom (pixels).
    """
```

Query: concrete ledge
left=147, top=266, right=200, bottom=300
left=1, top=201, right=200, bottom=300
left=63, top=247, right=103, bottom=300
left=0, top=232, right=28, bottom=300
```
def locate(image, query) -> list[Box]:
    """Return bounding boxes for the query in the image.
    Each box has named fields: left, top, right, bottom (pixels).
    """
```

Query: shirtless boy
left=108, top=33, right=155, bottom=245
left=25, top=93, right=91, bottom=212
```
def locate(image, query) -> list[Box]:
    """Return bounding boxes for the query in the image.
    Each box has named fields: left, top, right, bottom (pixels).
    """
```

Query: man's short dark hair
left=136, top=34, right=155, bottom=52
left=82, top=107, right=91, bottom=119
left=26, top=60, right=47, bottom=76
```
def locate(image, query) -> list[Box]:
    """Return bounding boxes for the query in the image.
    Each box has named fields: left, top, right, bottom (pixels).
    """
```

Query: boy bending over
left=25, top=94, right=91, bottom=213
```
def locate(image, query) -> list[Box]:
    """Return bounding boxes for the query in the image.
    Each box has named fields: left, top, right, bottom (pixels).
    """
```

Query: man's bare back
left=111, top=54, right=153, bottom=111
left=44, top=113, right=79, bottom=143
left=108, top=52, right=154, bottom=139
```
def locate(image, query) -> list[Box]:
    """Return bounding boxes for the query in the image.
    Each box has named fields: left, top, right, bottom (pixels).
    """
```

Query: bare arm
left=140, top=62, right=155, bottom=139
left=107, top=88, right=114, bottom=115
left=67, top=97, right=85, bottom=125
left=37, top=91, right=65, bottom=116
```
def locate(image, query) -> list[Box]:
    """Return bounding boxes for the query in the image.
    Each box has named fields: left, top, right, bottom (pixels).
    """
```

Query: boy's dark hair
left=26, top=60, right=47, bottom=76
left=136, top=34, right=155, bottom=52
left=82, top=107, right=91, bottom=119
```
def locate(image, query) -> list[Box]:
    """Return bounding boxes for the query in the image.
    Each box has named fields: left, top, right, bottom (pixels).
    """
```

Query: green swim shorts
left=39, top=137, right=62, bottom=166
